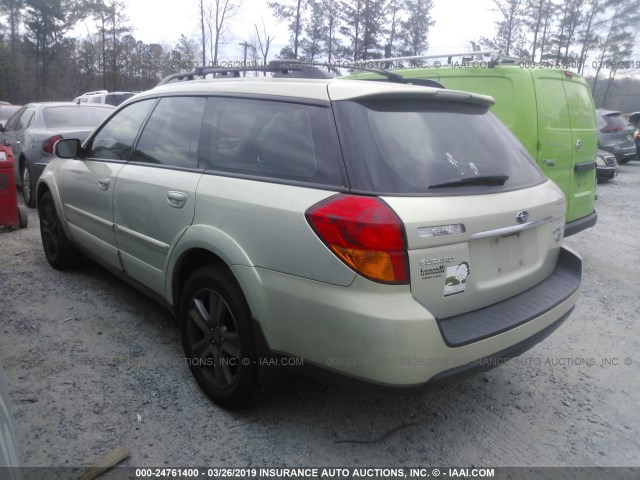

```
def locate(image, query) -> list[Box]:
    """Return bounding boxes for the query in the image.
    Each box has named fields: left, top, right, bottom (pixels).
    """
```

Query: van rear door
left=534, top=71, right=596, bottom=228
left=562, top=75, right=597, bottom=224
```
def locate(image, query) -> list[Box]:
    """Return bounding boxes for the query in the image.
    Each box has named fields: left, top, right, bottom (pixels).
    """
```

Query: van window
left=200, top=97, right=345, bottom=186
left=334, top=98, right=545, bottom=195
left=564, top=82, right=596, bottom=130
left=537, top=79, right=571, bottom=130
left=132, top=97, right=205, bottom=168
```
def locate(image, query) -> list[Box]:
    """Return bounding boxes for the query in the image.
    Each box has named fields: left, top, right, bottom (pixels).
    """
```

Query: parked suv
left=596, top=109, right=636, bottom=163
left=37, top=63, right=582, bottom=407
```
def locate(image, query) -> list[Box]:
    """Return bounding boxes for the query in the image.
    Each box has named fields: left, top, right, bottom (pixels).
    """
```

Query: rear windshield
left=334, top=99, right=545, bottom=195
left=43, top=106, right=112, bottom=129
left=105, top=93, right=134, bottom=106
left=603, top=113, right=629, bottom=129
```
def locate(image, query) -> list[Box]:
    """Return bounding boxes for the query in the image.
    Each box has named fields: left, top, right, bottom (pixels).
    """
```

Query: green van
left=348, top=61, right=598, bottom=236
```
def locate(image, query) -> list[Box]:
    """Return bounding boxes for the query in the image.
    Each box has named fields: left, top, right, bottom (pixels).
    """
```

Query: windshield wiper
left=428, top=174, right=509, bottom=189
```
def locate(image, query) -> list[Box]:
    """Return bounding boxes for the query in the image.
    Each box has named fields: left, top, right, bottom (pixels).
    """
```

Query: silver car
left=36, top=65, right=582, bottom=408
left=0, top=102, right=115, bottom=206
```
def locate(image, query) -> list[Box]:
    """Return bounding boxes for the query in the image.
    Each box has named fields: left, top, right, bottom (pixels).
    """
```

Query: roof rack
left=157, top=60, right=333, bottom=85
left=334, top=50, right=525, bottom=70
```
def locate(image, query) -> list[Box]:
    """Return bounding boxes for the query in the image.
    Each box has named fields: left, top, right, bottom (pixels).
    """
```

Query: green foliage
left=0, top=0, right=203, bottom=102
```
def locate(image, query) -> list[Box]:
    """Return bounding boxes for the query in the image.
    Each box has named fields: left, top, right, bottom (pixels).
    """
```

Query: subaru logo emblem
left=516, top=210, right=529, bottom=224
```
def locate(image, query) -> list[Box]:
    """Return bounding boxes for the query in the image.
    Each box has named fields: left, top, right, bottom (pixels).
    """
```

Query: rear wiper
left=429, top=174, right=509, bottom=189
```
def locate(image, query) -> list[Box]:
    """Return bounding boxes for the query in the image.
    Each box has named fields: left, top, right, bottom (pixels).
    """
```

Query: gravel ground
left=1, top=164, right=639, bottom=476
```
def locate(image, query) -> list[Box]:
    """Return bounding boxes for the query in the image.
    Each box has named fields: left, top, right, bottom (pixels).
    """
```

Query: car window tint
left=201, top=97, right=345, bottom=186
left=87, top=99, right=155, bottom=161
left=43, top=106, right=112, bottom=129
left=132, top=97, right=205, bottom=169
left=335, top=98, right=545, bottom=195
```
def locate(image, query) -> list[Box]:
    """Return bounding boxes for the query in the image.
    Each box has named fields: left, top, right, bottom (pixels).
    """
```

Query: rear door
left=113, top=96, right=206, bottom=296
left=533, top=72, right=575, bottom=222
left=562, top=75, right=597, bottom=223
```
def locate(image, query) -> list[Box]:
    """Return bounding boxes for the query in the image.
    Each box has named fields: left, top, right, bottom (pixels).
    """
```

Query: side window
left=132, top=97, right=206, bottom=168
left=3, top=108, right=25, bottom=131
left=201, top=97, right=344, bottom=186
left=15, top=108, right=35, bottom=131
left=86, top=99, right=155, bottom=161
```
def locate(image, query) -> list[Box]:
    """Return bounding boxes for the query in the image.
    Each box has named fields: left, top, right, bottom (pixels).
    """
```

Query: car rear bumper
left=233, top=246, right=582, bottom=387
left=564, top=211, right=597, bottom=237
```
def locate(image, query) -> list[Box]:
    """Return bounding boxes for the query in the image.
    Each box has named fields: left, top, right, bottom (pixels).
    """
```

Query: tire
left=38, top=191, right=79, bottom=269
left=22, top=163, right=35, bottom=208
left=180, top=265, right=257, bottom=408
left=17, top=205, right=28, bottom=228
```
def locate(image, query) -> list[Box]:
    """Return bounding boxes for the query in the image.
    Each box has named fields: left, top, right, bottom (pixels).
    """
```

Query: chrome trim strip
left=470, top=216, right=555, bottom=239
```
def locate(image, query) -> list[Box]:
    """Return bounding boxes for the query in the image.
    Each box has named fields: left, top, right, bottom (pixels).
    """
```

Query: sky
left=116, top=0, right=500, bottom=62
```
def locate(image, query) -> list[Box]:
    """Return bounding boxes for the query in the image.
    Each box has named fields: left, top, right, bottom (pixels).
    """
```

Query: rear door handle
left=167, top=191, right=187, bottom=208
left=98, top=177, right=111, bottom=190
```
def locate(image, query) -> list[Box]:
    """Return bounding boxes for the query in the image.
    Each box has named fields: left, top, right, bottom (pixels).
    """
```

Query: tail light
left=600, top=125, right=622, bottom=133
left=42, top=135, right=64, bottom=154
left=305, top=195, right=408, bottom=284
left=635, top=132, right=640, bottom=141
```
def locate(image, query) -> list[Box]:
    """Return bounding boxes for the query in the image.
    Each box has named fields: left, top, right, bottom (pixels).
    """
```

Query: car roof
left=146, top=77, right=494, bottom=107
left=25, top=101, right=115, bottom=108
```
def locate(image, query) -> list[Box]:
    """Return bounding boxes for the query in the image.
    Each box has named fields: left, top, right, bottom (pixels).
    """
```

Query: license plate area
left=492, top=232, right=526, bottom=274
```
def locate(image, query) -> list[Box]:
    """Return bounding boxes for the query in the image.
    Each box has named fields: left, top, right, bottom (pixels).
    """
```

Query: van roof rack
left=157, top=60, right=333, bottom=85
left=335, top=50, right=525, bottom=69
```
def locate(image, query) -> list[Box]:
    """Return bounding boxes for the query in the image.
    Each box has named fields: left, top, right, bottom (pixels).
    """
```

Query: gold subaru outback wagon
left=36, top=62, right=582, bottom=408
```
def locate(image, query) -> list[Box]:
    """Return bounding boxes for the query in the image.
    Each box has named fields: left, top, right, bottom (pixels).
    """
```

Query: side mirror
left=55, top=138, right=81, bottom=158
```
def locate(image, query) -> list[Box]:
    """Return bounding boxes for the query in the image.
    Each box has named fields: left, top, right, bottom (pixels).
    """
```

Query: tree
left=22, top=0, right=88, bottom=97
left=524, top=0, right=554, bottom=61
left=576, top=0, right=606, bottom=74
left=269, top=0, right=305, bottom=59
left=491, top=0, right=525, bottom=56
left=205, top=0, right=241, bottom=65
left=381, top=0, right=405, bottom=58
left=171, top=34, right=199, bottom=71
left=591, top=0, right=640, bottom=106
left=400, top=0, right=434, bottom=56
left=252, top=18, right=274, bottom=72
left=105, top=0, right=131, bottom=90
left=299, top=0, right=325, bottom=61
left=0, top=0, right=24, bottom=99
left=549, top=0, right=583, bottom=63
left=339, top=0, right=387, bottom=61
